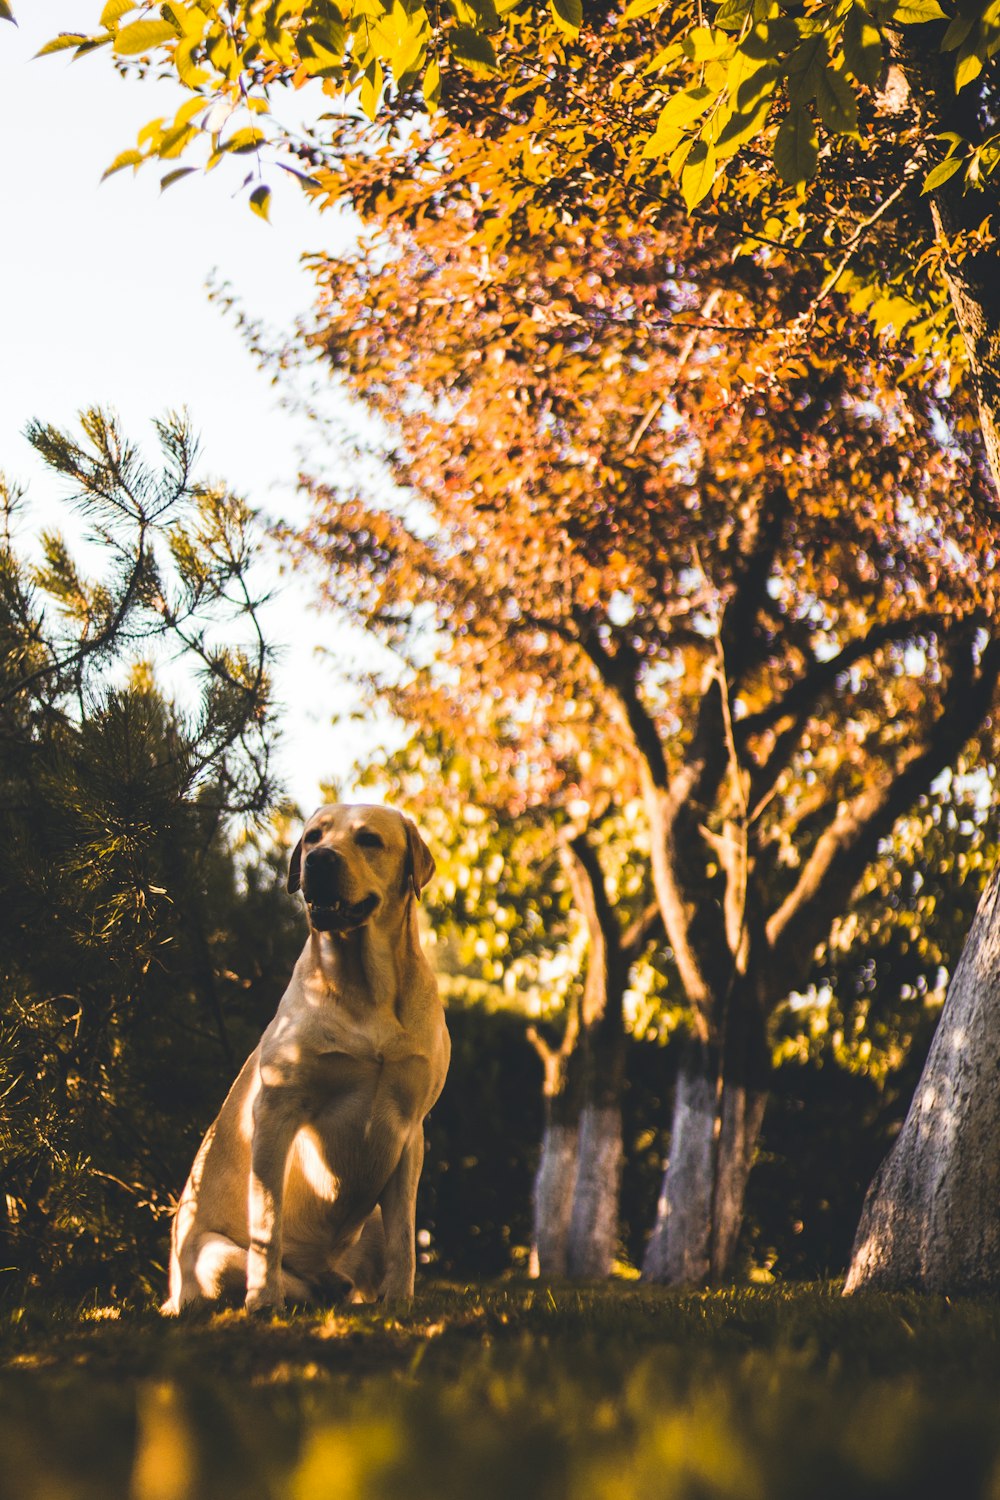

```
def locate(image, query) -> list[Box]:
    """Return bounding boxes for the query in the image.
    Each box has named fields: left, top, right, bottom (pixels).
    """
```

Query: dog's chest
left=289, top=1047, right=428, bottom=1189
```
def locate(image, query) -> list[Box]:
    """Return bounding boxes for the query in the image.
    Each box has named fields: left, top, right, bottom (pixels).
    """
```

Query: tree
left=355, top=724, right=664, bottom=1279
left=279, top=189, right=1000, bottom=1282
left=32, top=0, right=1000, bottom=1291
left=0, top=410, right=299, bottom=1296
left=34, top=2, right=1000, bottom=477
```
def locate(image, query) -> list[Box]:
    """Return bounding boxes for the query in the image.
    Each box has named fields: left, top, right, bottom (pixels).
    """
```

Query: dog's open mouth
left=307, top=893, right=380, bottom=932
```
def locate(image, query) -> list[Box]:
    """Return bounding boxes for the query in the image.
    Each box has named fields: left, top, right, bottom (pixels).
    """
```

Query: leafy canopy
left=24, top=2, right=1000, bottom=370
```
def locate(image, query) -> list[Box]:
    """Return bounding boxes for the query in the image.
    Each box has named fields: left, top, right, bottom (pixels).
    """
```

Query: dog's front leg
left=246, top=1084, right=299, bottom=1314
left=379, top=1129, right=425, bottom=1302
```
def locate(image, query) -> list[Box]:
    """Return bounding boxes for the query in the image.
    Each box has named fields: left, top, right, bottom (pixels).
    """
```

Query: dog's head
left=287, top=804, right=435, bottom=934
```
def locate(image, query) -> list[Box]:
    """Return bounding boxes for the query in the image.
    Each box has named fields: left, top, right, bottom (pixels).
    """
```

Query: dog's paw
left=245, top=1287, right=285, bottom=1316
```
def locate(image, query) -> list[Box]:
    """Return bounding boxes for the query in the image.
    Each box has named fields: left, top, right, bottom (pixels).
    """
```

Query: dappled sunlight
left=4, top=1289, right=1000, bottom=1500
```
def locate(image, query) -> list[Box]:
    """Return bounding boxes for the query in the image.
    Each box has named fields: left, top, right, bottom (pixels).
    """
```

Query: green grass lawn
left=3, top=1283, right=1000, bottom=1500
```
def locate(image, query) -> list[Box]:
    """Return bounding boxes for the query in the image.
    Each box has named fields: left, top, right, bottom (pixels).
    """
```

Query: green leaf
left=359, top=56, right=384, bottom=118
left=941, top=15, right=975, bottom=49
left=449, top=25, right=497, bottom=71
left=160, top=166, right=196, bottom=191
left=773, top=106, right=817, bottom=184
left=550, top=0, right=582, bottom=32
left=892, top=0, right=947, bottom=22
left=681, top=140, right=717, bottom=208
left=423, top=53, right=442, bottom=108
left=622, top=0, right=663, bottom=16
left=451, top=0, right=500, bottom=28
left=249, top=184, right=272, bottom=220
left=113, top=18, right=177, bottom=53
left=921, top=155, right=963, bottom=193
left=842, top=7, right=883, bottom=88
left=954, top=50, right=983, bottom=90
left=642, top=87, right=715, bottom=159
left=684, top=24, right=728, bottom=61
left=716, top=91, right=775, bottom=154
left=714, top=0, right=752, bottom=32
left=35, top=33, right=89, bottom=55
left=652, top=85, right=715, bottom=131
left=814, top=63, right=859, bottom=134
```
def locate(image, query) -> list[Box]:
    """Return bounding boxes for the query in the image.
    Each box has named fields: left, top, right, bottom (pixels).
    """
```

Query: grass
left=3, top=1282, right=1000, bottom=1499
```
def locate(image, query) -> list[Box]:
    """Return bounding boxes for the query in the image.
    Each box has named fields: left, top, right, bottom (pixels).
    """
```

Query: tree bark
left=528, top=1012, right=582, bottom=1279
left=566, top=1102, right=623, bottom=1278
left=560, top=832, right=631, bottom=1279
left=845, top=864, right=1000, bottom=1293
left=642, top=1037, right=719, bottom=1283
left=531, top=1115, right=580, bottom=1278
left=643, top=988, right=770, bottom=1285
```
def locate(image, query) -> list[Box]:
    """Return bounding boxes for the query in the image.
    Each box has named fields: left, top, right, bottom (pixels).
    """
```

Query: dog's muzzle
left=307, top=893, right=380, bottom=932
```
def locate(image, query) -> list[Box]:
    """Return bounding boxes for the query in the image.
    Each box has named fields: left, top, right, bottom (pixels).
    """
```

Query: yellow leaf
left=113, top=18, right=177, bottom=53
left=681, top=140, right=717, bottom=209
left=99, top=0, right=134, bottom=27
left=250, top=184, right=272, bottom=221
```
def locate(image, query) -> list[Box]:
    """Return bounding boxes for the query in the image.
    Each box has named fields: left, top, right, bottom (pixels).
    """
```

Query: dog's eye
left=303, top=828, right=322, bottom=845
left=355, top=830, right=385, bottom=850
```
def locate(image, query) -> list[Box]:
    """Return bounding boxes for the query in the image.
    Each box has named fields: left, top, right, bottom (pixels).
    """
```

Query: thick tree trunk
left=845, top=865, right=1000, bottom=1293
left=643, top=993, right=769, bottom=1285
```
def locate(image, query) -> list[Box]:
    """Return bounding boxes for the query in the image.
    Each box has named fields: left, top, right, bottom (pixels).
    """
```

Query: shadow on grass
left=3, top=1284, right=1000, bottom=1499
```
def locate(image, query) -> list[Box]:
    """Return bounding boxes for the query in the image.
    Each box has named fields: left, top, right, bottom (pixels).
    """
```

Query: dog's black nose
left=305, top=846, right=340, bottom=868
left=303, top=845, right=346, bottom=903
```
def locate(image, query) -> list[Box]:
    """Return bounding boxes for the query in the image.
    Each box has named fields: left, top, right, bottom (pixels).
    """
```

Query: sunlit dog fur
left=163, top=804, right=449, bottom=1314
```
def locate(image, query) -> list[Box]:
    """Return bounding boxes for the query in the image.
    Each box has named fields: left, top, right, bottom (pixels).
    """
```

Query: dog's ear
left=403, top=817, right=435, bottom=900
left=287, top=835, right=304, bottom=894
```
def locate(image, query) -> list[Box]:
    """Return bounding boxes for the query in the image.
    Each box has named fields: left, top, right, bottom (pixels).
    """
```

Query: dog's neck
left=306, top=901, right=422, bottom=1012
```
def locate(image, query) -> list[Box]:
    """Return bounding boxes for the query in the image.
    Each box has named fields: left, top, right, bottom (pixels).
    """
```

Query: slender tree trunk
left=531, top=1110, right=580, bottom=1278
left=528, top=1013, right=582, bottom=1279
left=643, top=989, right=770, bottom=1285
left=642, top=1037, right=719, bottom=1283
left=560, top=833, right=634, bottom=1280
left=566, top=995, right=627, bottom=1279
left=566, top=1102, right=623, bottom=1278
left=845, top=865, right=1000, bottom=1293
left=710, top=992, right=770, bottom=1281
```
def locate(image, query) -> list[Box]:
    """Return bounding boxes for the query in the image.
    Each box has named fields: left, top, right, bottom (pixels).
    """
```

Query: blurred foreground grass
left=3, top=1283, right=1000, bottom=1500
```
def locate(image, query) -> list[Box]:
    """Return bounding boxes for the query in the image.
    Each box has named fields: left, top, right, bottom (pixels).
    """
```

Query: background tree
left=28, top=0, right=1000, bottom=1294
left=276, top=188, right=1000, bottom=1283
left=36, top=1, right=1000, bottom=469
left=0, top=411, right=302, bottom=1297
left=354, top=722, right=664, bottom=1279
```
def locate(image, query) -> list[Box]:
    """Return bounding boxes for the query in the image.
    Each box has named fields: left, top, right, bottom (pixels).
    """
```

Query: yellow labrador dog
left=163, top=804, right=449, bottom=1314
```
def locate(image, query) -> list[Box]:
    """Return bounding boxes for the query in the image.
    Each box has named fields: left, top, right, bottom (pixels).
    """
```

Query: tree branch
left=765, top=630, right=1000, bottom=994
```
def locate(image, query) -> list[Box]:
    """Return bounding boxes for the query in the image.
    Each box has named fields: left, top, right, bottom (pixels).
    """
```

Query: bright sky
left=0, top=3, right=392, bottom=814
